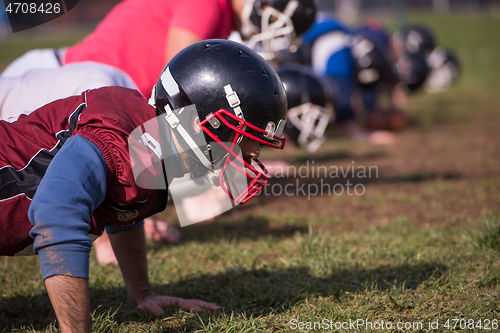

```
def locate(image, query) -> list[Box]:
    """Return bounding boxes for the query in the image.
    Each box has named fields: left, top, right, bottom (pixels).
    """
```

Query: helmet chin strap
left=164, top=103, right=215, bottom=170
left=151, top=84, right=248, bottom=182
left=150, top=84, right=215, bottom=170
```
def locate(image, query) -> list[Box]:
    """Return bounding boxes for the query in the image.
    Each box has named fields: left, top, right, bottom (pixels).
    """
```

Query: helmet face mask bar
left=241, top=0, right=317, bottom=61
left=277, top=63, right=335, bottom=153
left=286, top=102, right=330, bottom=153
left=245, top=4, right=298, bottom=60
left=199, top=107, right=286, bottom=204
left=423, top=46, right=459, bottom=93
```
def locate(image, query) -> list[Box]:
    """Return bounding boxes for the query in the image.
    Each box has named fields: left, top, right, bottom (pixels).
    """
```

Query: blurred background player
left=229, top=0, right=317, bottom=65
left=391, top=24, right=437, bottom=57
left=0, top=0, right=317, bottom=263
left=277, top=63, right=336, bottom=154
left=350, top=20, right=411, bottom=133
left=393, top=48, right=430, bottom=93
left=391, top=23, right=459, bottom=94
left=1, top=0, right=317, bottom=97
left=278, top=13, right=409, bottom=145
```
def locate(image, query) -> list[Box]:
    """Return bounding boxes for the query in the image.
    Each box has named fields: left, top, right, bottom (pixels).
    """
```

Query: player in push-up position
left=1, top=0, right=317, bottom=98
left=0, top=40, right=287, bottom=333
left=0, top=0, right=316, bottom=262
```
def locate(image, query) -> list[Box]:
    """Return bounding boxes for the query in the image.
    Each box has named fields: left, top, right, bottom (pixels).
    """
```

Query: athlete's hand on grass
left=137, top=292, right=220, bottom=315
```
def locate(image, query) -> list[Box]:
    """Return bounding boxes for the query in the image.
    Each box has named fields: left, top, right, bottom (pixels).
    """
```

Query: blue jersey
left=301, top=15, right=395, bottom=121
left=303, top=13, right=354, bottom=79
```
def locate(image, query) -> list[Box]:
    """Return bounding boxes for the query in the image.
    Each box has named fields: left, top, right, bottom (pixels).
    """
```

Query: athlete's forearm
left=108, top=224, right=153, bottom=306
left=45, top=275, right=91, bottom=333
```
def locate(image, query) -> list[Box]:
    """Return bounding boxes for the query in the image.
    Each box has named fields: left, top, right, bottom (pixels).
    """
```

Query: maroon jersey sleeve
left=73, top=87, right=169, bottom=232
left=0, top=86, right=169, bottom=255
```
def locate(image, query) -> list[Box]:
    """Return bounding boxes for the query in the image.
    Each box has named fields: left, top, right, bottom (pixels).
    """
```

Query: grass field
left=1, top=11, right=500, bottom=333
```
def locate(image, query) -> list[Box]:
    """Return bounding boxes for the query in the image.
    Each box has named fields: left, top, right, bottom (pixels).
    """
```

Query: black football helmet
left=394, top=50, right=430, bottom=92
left=393, top=24, right=436, bottom=55
left=278, top=64, right=335, bottom=153
left=241, top=0, right=317, bottom=60
left=424, top=46, right=460, bottom=93
left=151, top=40, right=287, bottom=204
left=276, top=43, right=312, bottom=66
left=351, top=34, right=393, bottom=89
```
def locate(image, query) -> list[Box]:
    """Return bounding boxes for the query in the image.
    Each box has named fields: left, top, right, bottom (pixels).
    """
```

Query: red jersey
left=0, top=87, right=169, bottom=255
left=64, top=0, right=234, bottom=97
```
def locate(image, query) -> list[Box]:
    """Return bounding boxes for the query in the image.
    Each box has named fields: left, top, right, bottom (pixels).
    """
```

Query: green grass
left=4, top=216, right=500, bottom=332
left=468, top=213, right=500, bottom=252
left=2, top=11, right=500, bottom=333
left=0, top=30, right=88, bottom=71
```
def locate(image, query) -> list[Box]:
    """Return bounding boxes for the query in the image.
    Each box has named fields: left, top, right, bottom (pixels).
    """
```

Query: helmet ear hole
left=192, top=116, right=201, bottom=134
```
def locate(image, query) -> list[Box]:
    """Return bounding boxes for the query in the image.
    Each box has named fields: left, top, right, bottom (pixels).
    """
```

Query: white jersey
left=0, top=62, right=138, bottom=121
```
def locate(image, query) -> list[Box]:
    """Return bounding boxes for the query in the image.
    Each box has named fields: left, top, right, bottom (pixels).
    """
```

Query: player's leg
left=0, top=62, right=138, bottom=120
left=0, top=48, right=62, bottom=78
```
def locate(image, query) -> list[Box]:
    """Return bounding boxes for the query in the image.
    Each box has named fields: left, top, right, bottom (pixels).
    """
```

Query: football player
left=281, top=14, right=408, bottom=144
left=391, top=24, right=437, bottom=58
left=391, top=23, right=459, bottom=94
left=277, top=63, right=336, bottom=153
left=0, top=0, right=316, bottom=262
left=1, top=0, right=316, bottom=97
left=235, top=0, right=317, bottom=61
left=0, top=40, right=287, bottom=333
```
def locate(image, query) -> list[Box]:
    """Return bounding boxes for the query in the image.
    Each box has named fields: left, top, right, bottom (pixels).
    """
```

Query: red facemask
left=200, top=109, right=286, bottom=204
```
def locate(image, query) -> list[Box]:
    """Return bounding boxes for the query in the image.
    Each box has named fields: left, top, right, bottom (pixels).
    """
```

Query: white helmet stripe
left=160, top=66, right=180, bottom=96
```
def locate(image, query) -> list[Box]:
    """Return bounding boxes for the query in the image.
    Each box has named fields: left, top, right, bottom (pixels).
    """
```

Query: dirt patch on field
left=157, top=105, right=500, bottom=239
left=196, top=111, right=500, bottom=234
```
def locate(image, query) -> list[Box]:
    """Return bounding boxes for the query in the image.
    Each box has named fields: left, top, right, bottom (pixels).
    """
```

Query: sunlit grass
left=1, top=11, right=500, bottom=333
